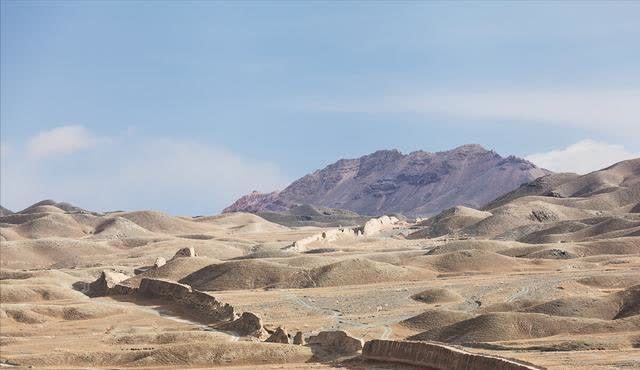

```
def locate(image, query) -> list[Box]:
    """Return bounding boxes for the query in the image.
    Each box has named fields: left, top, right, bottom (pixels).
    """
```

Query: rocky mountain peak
left=224, top=145, right=551, bottom=216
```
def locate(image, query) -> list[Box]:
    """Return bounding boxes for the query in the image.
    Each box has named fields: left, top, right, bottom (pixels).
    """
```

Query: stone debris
left=87, top=270, right=129, bottom=297
left=215, top=312, right=265, bottom=337
left=265, top=326, right=289, bottom=344
left=293, top=331, right=304, bottom=345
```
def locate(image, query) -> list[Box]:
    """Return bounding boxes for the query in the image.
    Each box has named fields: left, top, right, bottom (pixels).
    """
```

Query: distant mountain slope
left=409, top=157, right=640, bottom=243
left=484, top=158, right=640, bottom=212
left=225, top=144, right=550, bottom=216
left=0, top=205, right=13, bottom=216
left=256, top=204, right=370, bottom=227
left=482, top=173, right=580, bottom=210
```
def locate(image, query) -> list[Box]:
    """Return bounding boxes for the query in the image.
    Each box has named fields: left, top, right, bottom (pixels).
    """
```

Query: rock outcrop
left=173, top=247, right=196, bottom=258
left=215, top=312, right=265, bottom=337
left=293, top=331, right=304, bottom=345
left=307, top=330, right=363, bottom=355
left=362, top=340, right=544, bottom=370
left=265, top=327, right=289, bottom=344
left=87, top=270, right=129, bottom=297
left=225, top=145, right=550, bottom=216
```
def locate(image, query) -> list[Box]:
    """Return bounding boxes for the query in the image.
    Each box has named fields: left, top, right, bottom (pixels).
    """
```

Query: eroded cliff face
left=225, top=145, right=550, bottom=217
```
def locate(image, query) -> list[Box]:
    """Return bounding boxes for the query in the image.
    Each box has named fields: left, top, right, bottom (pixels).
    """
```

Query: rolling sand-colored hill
left=0, top=205, right=13, bottom=216
left=180, top=257, right=434, bottom=291
left=409, top=206, right=492, bottom=238
left=409, top=311, right=640, bottom=343
left=1, top=157, right=639, bottom=370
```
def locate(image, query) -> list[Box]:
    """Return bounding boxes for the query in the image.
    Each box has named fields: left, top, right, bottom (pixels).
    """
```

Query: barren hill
left=225, top=144, right=550, bottom=216
left=0, top=205, right=13, bottom=216
left=2, top=159, right=639, bottom=370
left=409, top=157, right=640, bottom=243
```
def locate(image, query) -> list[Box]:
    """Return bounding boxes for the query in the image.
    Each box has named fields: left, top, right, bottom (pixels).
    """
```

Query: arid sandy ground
left=1, top=160, right=639, bottom=369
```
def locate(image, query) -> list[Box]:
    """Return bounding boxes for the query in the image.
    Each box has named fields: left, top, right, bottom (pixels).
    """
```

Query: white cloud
left=27, top=125, right=97, bottom=159
left=315, top=88, right=640, bottom=135
left=113, top=138, right=289, bottom=211
left=525, top=140, right=639, bottom=174
left=1, top=134, right=289, bottom=215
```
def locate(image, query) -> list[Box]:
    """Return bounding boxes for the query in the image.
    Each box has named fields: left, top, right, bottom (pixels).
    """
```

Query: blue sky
left=1, top=1, right=639, bottom=214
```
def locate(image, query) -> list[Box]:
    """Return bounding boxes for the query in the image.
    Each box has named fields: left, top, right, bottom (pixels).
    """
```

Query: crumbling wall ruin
left=137, top=278, right=235, bottom=321
left=360, top=215, right=399, bottom=236
left=286, top=215, right=401, bottom=252
left=362, top=340, right=545, bottom=370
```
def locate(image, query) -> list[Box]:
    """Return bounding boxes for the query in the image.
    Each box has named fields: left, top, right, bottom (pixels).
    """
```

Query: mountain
left=225, top=144, right=551, bottom=216
left=0, top=205, right=13, bottom=216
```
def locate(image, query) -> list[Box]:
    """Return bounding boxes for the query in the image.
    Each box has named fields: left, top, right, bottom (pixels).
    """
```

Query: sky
left=1, top=1, right=639, bottom=215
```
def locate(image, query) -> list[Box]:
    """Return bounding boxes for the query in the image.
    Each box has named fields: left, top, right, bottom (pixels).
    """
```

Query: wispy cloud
left=27, top=125, right=98, bottom=159
left=525, top=140, right=638, bottom=174
left=313, top=88, right=640, bottom=134
left=2, top=128, right=289, bottom=214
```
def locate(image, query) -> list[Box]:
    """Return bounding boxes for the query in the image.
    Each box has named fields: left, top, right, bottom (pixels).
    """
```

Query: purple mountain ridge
left=224, top=144, right=551, bottom=217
